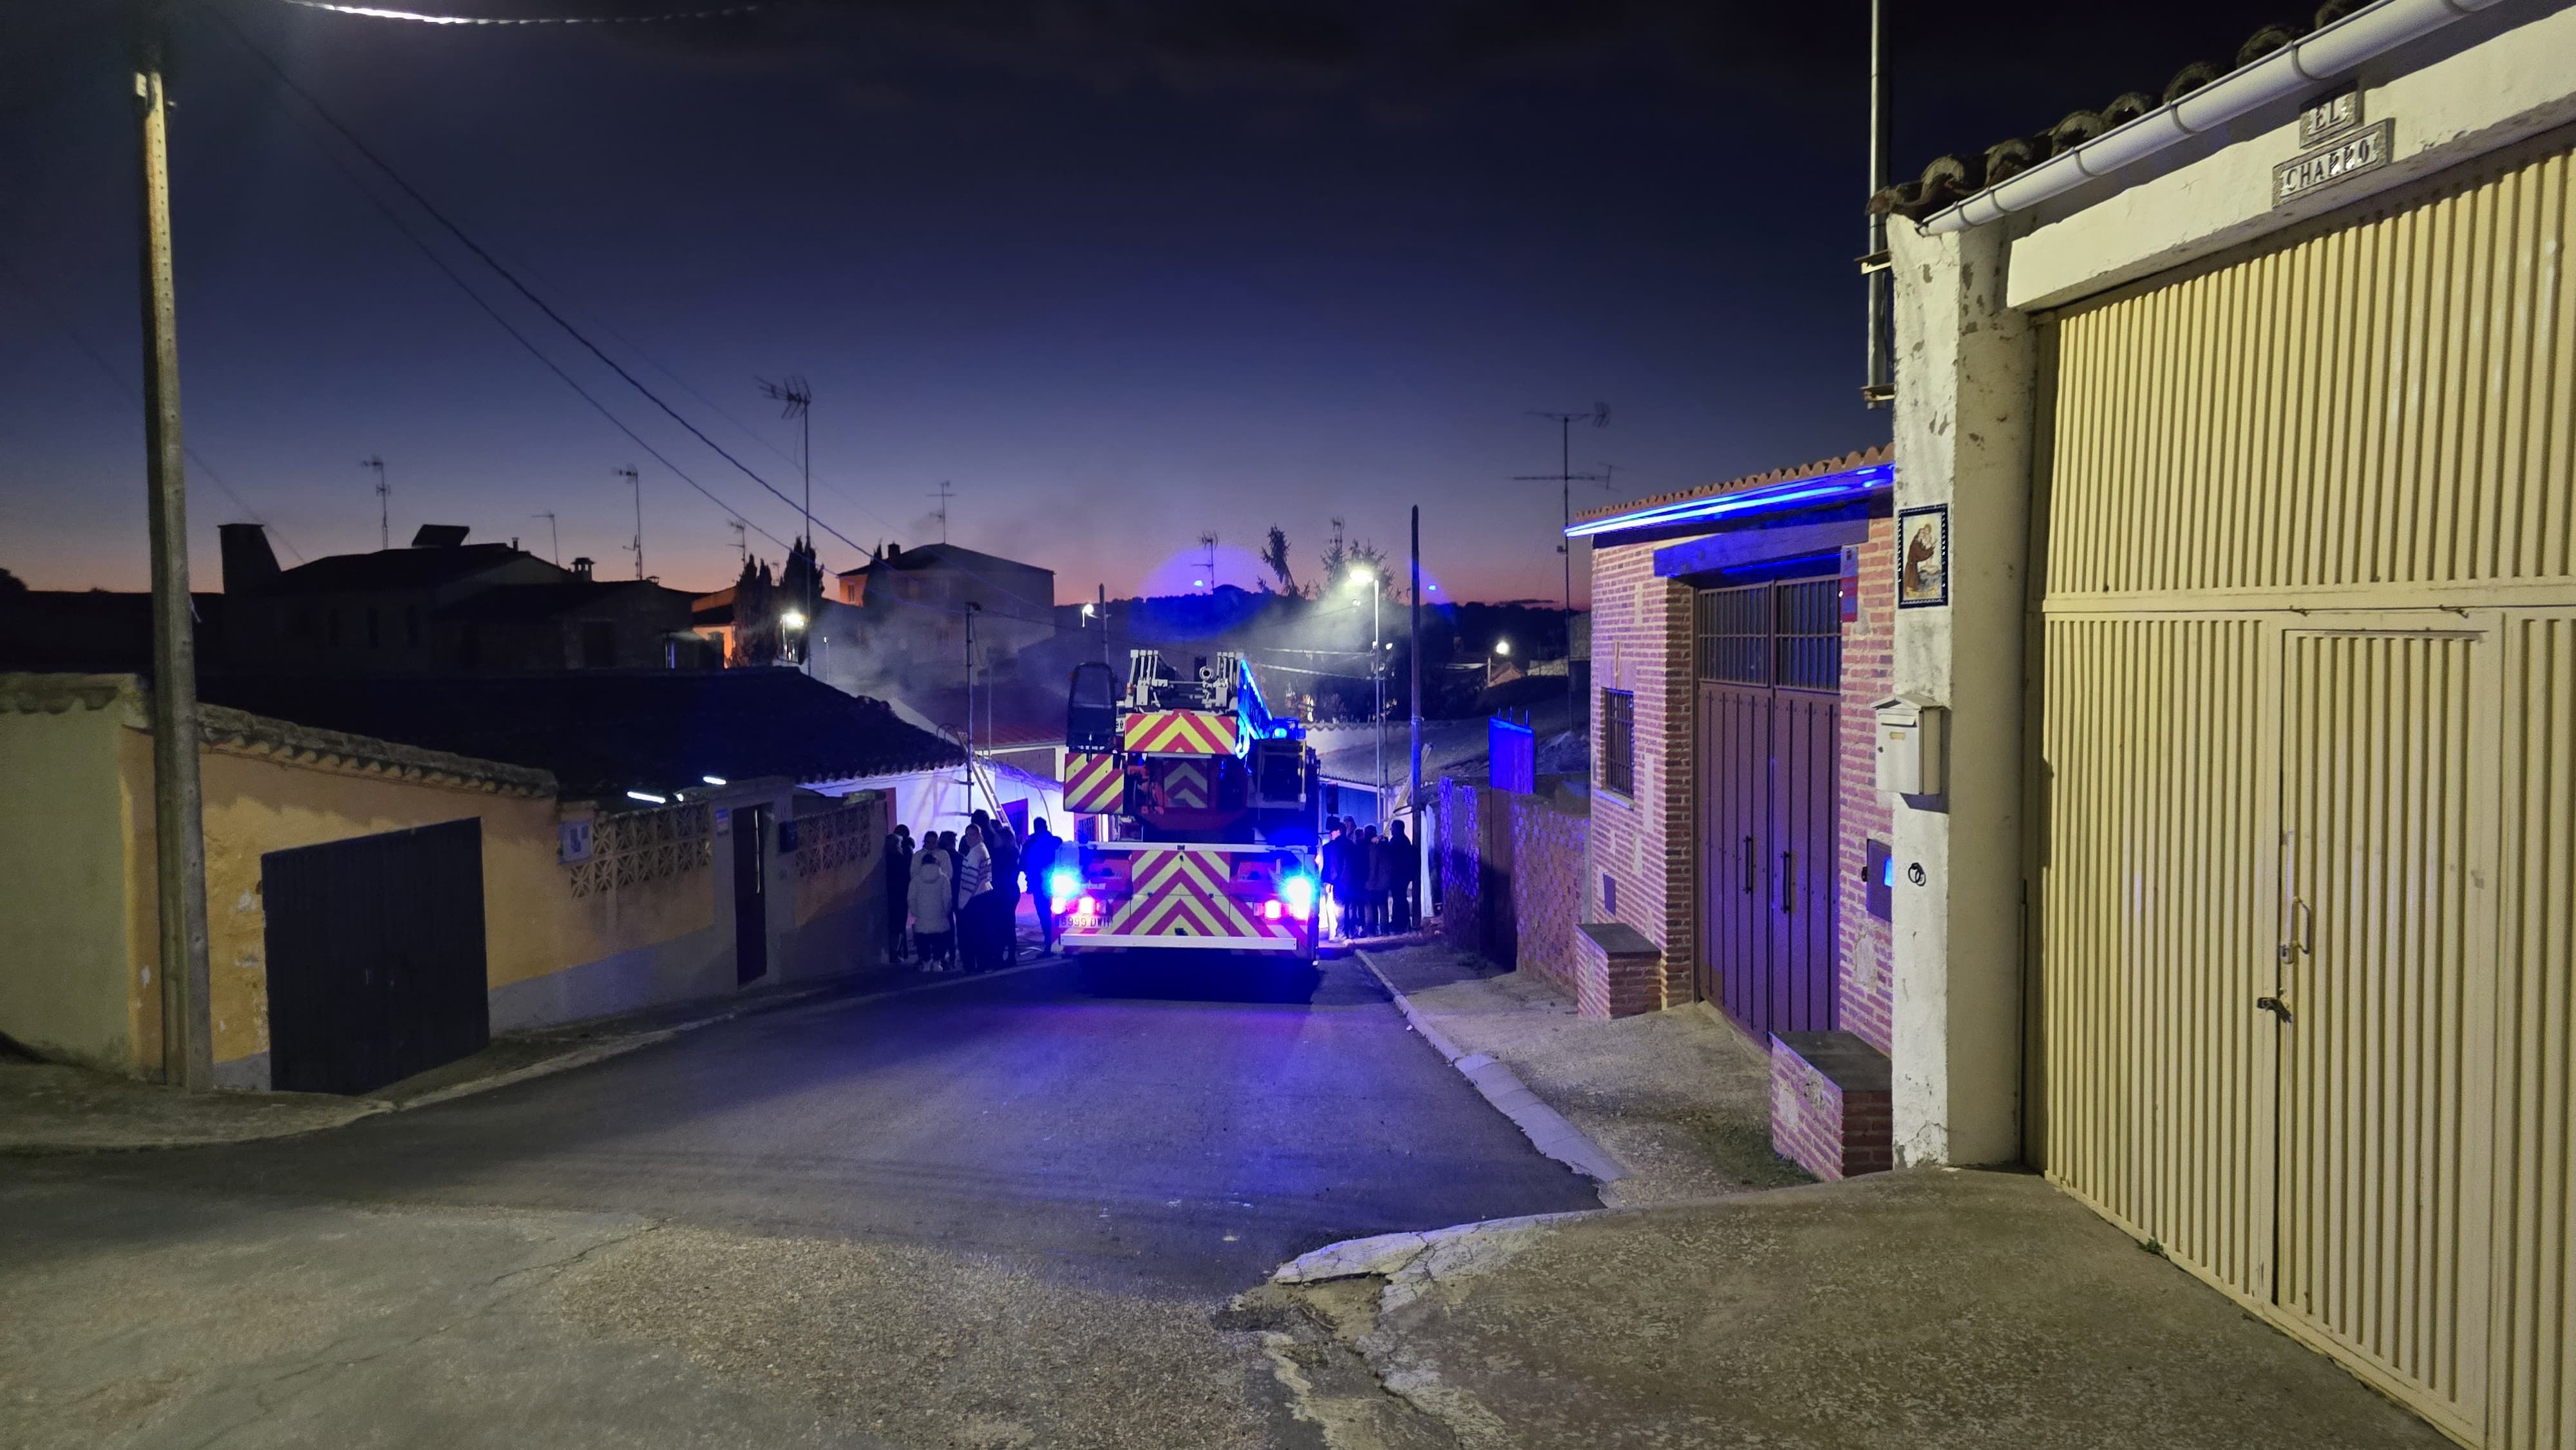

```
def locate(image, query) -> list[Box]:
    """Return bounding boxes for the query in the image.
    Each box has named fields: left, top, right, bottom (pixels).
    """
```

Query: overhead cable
left=266, top=0, right=767, bottom=25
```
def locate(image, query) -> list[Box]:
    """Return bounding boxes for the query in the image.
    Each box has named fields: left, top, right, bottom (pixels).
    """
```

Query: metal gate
left=1695, top=577, right=1839, bottom=1037
left=2036, top=140, right=2576, bottom=1446
left=2277, top=626, right=2495, bottom=1418
left=263, top=818, right=489, bottom=1096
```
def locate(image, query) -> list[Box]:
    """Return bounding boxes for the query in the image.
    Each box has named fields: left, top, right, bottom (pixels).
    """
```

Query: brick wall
left=1833, top=519, right=1898, bottom=1052
left=1584, top=540, right=1695, bottom=1010
left=1770, top=1033, right=1894, bottom=1182
left=1437, top=777, right=1589, bottom=1003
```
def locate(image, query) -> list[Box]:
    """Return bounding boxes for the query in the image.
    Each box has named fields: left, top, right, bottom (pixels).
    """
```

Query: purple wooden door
left=1695, top=578, right=1841, bottom=1040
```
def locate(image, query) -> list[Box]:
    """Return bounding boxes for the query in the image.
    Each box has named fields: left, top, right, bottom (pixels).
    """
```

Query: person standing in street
left=988, top=816, right=1021, bottom=965
left=1385, top=820, right=1417, bottom=932
left=908, top=847, right=954, bottom=971
left=884, top=824, right=914, bottom=963
left=1020, top=817, right=1063, bottom=954
left=1320, top=816, right=1349, bottom=939
left=1360, top=824, right=1390, bottom=937
left=956, top=822, right=994, bottom=970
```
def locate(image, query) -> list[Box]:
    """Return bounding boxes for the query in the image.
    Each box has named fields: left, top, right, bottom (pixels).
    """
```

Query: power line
left=0, top=255, right=307, bottom=564
left=265, top=0, right=768, bottom=25
left=212, top=24, right=798, bottom=565
left=209, top=11, right=869, bottom=569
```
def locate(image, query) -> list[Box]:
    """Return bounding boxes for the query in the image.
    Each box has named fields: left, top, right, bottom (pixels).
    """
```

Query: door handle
left=1742, top=836, right=1754, bottom=895
left=1779, top=851, right=1793, bottom=914
left=2257, top=994, right=2294, bottom=1024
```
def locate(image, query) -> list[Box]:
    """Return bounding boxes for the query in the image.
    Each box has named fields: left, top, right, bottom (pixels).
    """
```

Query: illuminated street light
left=625, top=790, right=667, bottom=805
left=781, top=609, right=808, bottom=631
left=1495, top=638, right=1511, bottom=657
left=701, top=775, right=727, bottom=786
left=1080, top=603, right=1096, bottom=618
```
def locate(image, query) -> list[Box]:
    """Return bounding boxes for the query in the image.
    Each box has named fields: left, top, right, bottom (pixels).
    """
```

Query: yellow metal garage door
left=2038, top=139, right=2576, bottom=1447
left=2278, top=626, right=2494, bottom=1429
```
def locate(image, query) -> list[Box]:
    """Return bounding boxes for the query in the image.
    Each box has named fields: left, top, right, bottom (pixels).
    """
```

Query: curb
left=1352, top=946, right=1628, bottom=1186
left=394, top=955, right=1068, bottom=1113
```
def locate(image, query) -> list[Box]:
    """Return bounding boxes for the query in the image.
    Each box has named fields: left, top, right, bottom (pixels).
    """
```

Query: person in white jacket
left=909, top=850, right=956, bottom=971
left=954, top=824, right=995, bottom=970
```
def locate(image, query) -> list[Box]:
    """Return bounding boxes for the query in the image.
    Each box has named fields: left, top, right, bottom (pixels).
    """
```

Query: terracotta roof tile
left=1868, top=2, right=2371, bottom=222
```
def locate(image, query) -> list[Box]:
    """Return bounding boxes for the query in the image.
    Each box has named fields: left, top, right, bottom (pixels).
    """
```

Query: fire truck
left=1048, top=650, right=1321, bottom=959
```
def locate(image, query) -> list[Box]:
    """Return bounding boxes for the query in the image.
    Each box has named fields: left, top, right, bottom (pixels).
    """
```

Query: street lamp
left=780, top=608, right=808, bottom=632
left=1349, top=565, right=1383, bottom=824
left=1494, top=637, right=1511, bottom=657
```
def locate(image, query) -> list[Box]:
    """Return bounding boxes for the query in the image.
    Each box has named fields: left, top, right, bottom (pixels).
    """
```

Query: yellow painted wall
left=0, top=699, right=143, bottom=1071
left=104, top=714, right=713, bottom=1075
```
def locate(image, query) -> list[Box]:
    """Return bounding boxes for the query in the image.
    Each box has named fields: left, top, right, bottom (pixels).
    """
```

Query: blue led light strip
left=1564, top=464, right=1893, bottom=538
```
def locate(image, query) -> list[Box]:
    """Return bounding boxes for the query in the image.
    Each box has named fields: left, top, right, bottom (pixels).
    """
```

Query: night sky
left=5, top=0, right=2275, bottom=605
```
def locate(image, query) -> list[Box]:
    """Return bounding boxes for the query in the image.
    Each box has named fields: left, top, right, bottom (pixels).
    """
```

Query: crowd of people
left=1319, top=816, right=1417, bottom=940
left=880, top=811, right=1063, bottom=972
left=880, top=808, right=1423, bottom=965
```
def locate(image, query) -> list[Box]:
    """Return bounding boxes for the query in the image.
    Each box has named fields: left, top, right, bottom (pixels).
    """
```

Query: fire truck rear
left=1049, top=650, right=1320, bottom=959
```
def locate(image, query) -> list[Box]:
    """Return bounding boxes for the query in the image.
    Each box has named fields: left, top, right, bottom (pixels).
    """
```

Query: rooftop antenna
left=728, top=519, right=747, bottom=565
left=530, top=511, right=559, bottom=564
left=755, top=374, right=813, bottom=623
left=1197, top=531, right=1218, bottom=591
left=1515, top=402, right=1610, bottom=621
left=930, top=480, right=954, bottom=544
left=360, top=455, right=388, bottom=550
left=614, top=466, right=642, bottom=579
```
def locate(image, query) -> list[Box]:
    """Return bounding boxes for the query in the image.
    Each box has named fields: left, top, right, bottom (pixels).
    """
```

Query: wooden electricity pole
left=135, top=30, right=213, bottom=1090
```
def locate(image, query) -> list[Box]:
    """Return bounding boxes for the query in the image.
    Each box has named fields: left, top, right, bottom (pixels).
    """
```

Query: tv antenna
left=755, top=375, right=813, bottom=611
left=1513, top=402, right=1611, bottom=619
left=728, top=519, right=747, bottom=565
left=1197, top=532, right=1218, bottom=591
left=530, top=511, right=559, bottom=564
left=613, top=466, right=643, bottom=579
left=360, top=455, right=389, bottom=550
left=930, top=480, right=954, bottom=543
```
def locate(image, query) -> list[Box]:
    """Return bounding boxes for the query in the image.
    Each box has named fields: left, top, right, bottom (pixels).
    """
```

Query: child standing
left=909, top=849, right=956, bottom=971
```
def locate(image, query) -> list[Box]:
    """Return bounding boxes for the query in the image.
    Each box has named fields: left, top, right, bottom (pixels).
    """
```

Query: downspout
left=1923, top=0, right=2506, bottom=234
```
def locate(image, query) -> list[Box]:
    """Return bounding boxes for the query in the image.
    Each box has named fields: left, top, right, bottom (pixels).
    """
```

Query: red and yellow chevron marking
left=1122, top=709, right=1236, bottom=757
left=1099, top=849, right=1297, bottom=943
left=1063, top=751, right=1124, bottom=814
left=1157, top=759, right=1211, bottom=809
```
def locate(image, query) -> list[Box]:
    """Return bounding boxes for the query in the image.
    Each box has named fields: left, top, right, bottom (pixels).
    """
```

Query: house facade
left=0, top=671, right=920, bottom=1095
left=1568, top=450, right=1899, bottom=1174
left=1864, top=1, right=2576, bottom=1442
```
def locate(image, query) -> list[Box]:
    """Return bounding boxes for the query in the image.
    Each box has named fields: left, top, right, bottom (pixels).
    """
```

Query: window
left=580, top=621, right=616, bottom=668
left=1773, top=578, right=1841, bottom=692
left=1600, top=688, right=1636, bottom=795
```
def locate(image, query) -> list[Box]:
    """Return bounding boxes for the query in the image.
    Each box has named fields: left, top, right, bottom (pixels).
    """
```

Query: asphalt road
left=3, top=950, right=1598, bottom=1448
left=38, top=950, right=1593, bottom=1292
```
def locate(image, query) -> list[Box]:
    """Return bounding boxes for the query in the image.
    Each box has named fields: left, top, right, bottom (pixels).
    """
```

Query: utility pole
left=757, top=377, right=815, bottom=669
left=963, top=601, right=981, bottom=814
left=1408, top=505, right=1425, bottom=928
left=1371, top=575, right=1384, bottom=825
left=1517, top=404, right=1608, bottom=715
left=361, top=455, right=388, bottom=550
left=614, top=466, right=642, bottom=579
left=1863, top=0, right=1895, bottom=405
left=133, top=25, right=211, bottom=1091
left=1097, top=583, right=1109, bottom=664
left=530, top=511, right=558, bottom=564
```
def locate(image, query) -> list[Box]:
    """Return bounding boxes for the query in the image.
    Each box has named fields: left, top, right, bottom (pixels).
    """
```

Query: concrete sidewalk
left=1240, top=1167, right=2451, bottom=1450
left=1358, top=941, right=1808, bottom=1205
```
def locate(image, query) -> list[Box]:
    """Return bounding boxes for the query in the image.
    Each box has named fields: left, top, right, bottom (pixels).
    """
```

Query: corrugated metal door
left=1769, top=581, right=1841, bottom=1031
left=2037, top=139, right=2576, bottom=1447
left=2492, top=611, right=2576, bottom=1449
left=2277, top=625, right=2496, bottom=1436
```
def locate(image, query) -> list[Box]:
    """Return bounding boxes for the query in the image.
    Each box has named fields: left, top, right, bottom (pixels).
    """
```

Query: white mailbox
left=1874, top=694, right=1946, bottom=796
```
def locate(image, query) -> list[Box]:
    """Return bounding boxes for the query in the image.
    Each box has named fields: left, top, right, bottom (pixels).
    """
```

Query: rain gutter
left=1922, top=0, right=2507, bottom=234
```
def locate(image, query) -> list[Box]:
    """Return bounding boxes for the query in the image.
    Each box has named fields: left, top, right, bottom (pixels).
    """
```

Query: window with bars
left=1773, top=578, right=1841, bottom=691
left=1600, top=689, right=1636, bottom=795
left=1696, top=579, right=1841, bottom=692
